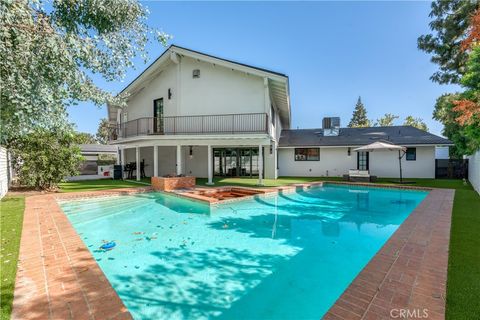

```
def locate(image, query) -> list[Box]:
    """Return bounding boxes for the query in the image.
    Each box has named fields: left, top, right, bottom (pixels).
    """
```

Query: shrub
left=9, top=129, right=83, bottom=190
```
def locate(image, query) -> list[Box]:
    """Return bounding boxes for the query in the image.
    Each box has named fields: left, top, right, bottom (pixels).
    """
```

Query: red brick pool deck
left=12, top=185, right=454, bottom=319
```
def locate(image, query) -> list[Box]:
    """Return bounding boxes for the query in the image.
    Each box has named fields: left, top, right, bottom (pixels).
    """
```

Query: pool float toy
left=100, top=241, right=116, bottom=251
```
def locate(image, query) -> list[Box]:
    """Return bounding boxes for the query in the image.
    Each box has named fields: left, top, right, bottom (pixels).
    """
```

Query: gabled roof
left=119, top=45, right=288, bottom=95
left=109, top=45, right=291, bottom=126
left=278, top=126, right=452, bottom=147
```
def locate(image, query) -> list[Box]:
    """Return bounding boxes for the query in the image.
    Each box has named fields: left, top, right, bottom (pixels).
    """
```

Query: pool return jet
left=353, top=141, right=408, bottom=184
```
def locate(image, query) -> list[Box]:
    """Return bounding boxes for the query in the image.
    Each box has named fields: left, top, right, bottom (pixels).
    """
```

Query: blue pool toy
left=100, top=241, right=116, bottom=250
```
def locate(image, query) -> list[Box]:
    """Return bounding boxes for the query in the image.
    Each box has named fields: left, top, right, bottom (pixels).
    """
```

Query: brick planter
left=151, top=176, right=196, bottom=191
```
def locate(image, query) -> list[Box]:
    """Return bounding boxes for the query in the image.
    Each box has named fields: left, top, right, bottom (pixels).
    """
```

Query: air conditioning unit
left=322, top=117, right=340, bottom=129
left=322, top=117, right=340, bottom=136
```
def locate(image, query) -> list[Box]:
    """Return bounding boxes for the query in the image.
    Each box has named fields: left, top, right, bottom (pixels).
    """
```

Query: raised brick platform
left=151, top=176, right=195, bottom=191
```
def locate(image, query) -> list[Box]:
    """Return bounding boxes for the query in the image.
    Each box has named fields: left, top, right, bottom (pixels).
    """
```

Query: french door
left=213, top=148, right=262, bottom=177
left=357, top=151, right=369, bottom=171
left=153, top=98, right=163, bottom=133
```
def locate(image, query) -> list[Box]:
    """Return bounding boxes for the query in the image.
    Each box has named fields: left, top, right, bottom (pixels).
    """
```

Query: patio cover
left=354, top=141, right=407, bottom=183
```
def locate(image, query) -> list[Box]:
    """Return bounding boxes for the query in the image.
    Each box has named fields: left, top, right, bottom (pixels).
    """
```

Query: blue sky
left=69, top=1, right=458, bottom=136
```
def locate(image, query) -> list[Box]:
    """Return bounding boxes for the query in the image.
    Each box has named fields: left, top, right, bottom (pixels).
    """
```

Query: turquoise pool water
left=60, top=184, right=428, bottom=320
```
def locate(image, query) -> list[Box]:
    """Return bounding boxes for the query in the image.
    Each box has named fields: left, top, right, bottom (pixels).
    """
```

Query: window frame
left=294, top=148, right=320, bottom=161
left=405, top=147, right=416, bottom=161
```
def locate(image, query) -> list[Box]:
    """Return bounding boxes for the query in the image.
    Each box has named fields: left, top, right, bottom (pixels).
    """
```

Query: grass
left=59, top=178, right=149, bottom=193
left=196, top=176, right=343, bottom=187
left=0, top=196, right=25, bottom=320
left=445, top=185, right=480, bottom=319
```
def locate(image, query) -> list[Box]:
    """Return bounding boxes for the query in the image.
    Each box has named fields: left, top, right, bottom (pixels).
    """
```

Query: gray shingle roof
left=278, top=126, right=452, bottom=147
left=79, top=144, right=118, bottom=154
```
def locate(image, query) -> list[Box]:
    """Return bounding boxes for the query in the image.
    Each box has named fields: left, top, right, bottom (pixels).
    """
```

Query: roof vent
left=322, top=117, right=340, bottom=136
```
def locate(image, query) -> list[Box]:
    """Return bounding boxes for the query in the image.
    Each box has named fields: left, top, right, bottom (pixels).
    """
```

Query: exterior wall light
left=189, top=146, right=193, bottom=159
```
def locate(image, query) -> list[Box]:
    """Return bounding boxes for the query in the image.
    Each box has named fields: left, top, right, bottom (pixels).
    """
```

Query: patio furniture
left=347, top=169, right=371, bottom=182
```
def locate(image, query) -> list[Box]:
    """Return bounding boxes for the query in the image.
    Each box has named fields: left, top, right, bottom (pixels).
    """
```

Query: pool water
left=60, top=184, right=428, bottom=320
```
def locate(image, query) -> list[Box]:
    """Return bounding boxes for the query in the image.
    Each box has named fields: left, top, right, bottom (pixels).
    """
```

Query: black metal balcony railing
left=109, top=113, right=269, bottom=140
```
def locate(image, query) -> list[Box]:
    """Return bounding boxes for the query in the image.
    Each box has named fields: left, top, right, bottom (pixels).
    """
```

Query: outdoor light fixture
left=168, top=88, right=172, bottom=100
left=348, top=147, right=351, bottom=156
left=270, top=144, right=273, bottom=155
left=189, top=146, right=193, bottom=159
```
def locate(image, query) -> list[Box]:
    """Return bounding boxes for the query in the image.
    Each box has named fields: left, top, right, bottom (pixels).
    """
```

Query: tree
left=9, top=129, right=83, bottom=190
left=73, top=132, right=97, bottom=144
left=375, top=113, right=399, bottom=127
left=348, top=97, right=372, bottom=128
left=434, top=94, right=480, bottom=156
left=403, top=116, right=429, bottom=131
left=96, top=118, right=110, bottom=144
left=452, top=10, right=480, bottom=125
left=417, top=0, right=478, bottom=84
left=0, top=0, right=170, bottom=144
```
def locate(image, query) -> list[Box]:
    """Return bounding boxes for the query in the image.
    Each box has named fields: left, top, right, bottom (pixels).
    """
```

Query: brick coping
left=324, top=188, right=454, bottom=320
left=13, top=185, right=453, bottom=320
left=11, top=189, right=147, bottom=319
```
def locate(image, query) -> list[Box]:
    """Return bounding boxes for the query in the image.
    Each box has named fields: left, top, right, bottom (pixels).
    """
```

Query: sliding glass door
left=213, top=148, right=262, bottom=177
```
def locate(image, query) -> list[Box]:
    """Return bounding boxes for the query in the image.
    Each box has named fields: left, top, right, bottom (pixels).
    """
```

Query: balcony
left=109, top=113, right=269, bottom=141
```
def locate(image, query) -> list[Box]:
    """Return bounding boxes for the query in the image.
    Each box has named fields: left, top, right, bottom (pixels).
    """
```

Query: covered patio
left=118, top=137, right=277, bottom=186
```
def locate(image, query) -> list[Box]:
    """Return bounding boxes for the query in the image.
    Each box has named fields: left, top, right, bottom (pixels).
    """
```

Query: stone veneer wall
left=151, top=176, right=196, bottom=191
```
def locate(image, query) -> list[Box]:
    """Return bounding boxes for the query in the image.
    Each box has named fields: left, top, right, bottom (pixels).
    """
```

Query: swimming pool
left=60, top=184, right=428, bottom=320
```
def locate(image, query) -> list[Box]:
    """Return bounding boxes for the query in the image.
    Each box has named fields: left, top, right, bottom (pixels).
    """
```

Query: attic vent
left=192, top=69, right=200, bottom=78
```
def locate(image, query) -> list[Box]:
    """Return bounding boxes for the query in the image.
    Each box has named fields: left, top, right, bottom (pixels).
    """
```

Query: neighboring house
left=66, top=144, right=118, bottom=181
left=278, top=124, right=452, bottom=179
left=108, top=45, right=451, bottom=182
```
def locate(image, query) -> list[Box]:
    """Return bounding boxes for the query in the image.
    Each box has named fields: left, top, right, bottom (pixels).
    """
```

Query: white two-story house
left=109, top=45, right=453, bottom=182
left=108, top=45, right=290, bottom=184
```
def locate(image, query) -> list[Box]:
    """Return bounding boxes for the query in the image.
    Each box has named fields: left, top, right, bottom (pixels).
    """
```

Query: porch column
left=135, top=147, right=140, bottom=181
left=207, top=145, right=214, bottom=185
left=153, top=145, right=159, bottom=177
left=258, top=144, right=264, bottom=186
left=120, top=148, right=126, bottom=179
left=176, top=145, right=182, bottom=176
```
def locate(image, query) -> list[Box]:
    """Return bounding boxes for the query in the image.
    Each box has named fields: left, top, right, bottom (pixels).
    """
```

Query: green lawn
left=196, top=176, right=343, bottom=187
left=445, top=185, right=480, bottom=319
left=0, top=196, right=25, bottom=320
left=59, top=178, right=149, bottom=193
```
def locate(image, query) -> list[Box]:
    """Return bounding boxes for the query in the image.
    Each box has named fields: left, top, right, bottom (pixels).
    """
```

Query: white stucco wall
left=369, top=147, right=435, bottom=178
left=124, top=62, right=178, bottom=120
left=468, top=150, right=480, bottom=194
left=278, top=146, right=436, bottom=178
left=179, top=56, right=266, bottom=116
left=278, top=147, right=356, bottom=177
